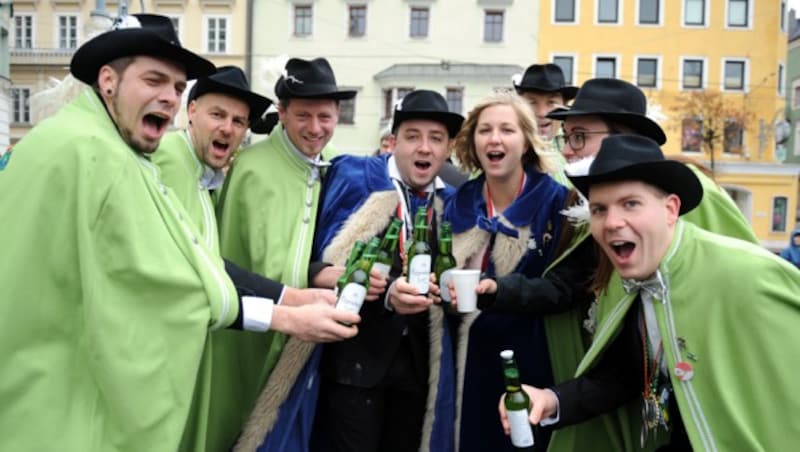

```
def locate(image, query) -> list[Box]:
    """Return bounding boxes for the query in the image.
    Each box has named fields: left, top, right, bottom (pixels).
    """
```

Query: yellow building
left=539, top=0, right=799, bottom=249
left=9, top=0, right=247, bottom=142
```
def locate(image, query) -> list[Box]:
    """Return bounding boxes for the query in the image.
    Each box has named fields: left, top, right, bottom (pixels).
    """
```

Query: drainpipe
left=245, top=0, right=253, bottom=83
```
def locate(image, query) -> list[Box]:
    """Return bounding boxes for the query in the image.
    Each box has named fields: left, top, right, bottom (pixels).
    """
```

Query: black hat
left=513, top=64, right=578, bottom=101
left=567, top=134, right=702, bottom=215
left=71, top=14, right=215, bottom=85
left=547, top=78, right=666, bottom=145
left=249, top=105, right=279, bottom=135
left=274, top=58, right=356, bottom=101
left=187, top=66, right=272, bottom=125
left=391, top=89, right=464, bottom=138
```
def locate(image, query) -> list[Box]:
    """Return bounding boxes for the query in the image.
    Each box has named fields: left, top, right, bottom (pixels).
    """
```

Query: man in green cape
left=0, top=14, right=314, bottom=452
left=501, top=134, right=800, bottom=451
left=152, top=65, right=359, bottom=451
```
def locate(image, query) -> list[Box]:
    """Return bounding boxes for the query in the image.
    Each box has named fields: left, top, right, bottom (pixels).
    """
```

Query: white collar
left=282, top=128, right=330, bottom=169
left=387, top=155, right=445, bottom=192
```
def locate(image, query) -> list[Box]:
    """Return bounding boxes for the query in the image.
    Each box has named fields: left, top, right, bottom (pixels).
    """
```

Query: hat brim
left=190, top=78, right=272, bottom=124
left=568, top=160, right=702, bottom=215
left=250, top=113, right=279, bottom=135
left=515, top=85, right=578, bottom=101
left=275, top=80, right=356, bottom=101
left=392, top=110, right=465, bottom=138
left=71, top=29, right=215, bottom=84
left=547, top=107, right=666, bottom=145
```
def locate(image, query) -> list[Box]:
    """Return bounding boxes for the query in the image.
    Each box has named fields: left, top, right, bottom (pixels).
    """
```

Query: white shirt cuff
left=539, top=388, right=561, bottom=426
left=242, top=296, right=275, bottom=332
left=383, top=280, right=396, bottom=312
left=276, top=286, right=285, bottom=305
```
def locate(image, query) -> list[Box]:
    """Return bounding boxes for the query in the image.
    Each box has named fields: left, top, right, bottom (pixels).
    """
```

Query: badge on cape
left=674, top=361, right=694, bottom=382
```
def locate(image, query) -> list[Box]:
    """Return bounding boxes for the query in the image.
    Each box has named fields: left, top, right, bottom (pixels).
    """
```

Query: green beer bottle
left=434, top=221, right=457, bottom=306
left=374, top=218, right=402, bottom=279
left=335, top=237, right=380, bottom=323
left=406, top=206, right=432, bottom=295
left=336, top=240, right=367, bottom=294
left=500, top=349, right=534, bottom=449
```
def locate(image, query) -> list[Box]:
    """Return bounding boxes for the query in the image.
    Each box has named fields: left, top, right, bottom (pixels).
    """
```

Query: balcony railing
left=11, top=47, right=76, bottom=66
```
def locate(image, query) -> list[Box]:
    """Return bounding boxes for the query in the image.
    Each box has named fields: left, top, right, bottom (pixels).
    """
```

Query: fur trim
left=491, top=217, right=530, bottom=277
left=452, top=228, right=490, bottom=269
left=418, top=305, right=445, bottom=452
left=322, top=191, right=397, bottom=265
left=453, top=311, right=479, bottom=452
left=234, top=338, right=316, bottom=451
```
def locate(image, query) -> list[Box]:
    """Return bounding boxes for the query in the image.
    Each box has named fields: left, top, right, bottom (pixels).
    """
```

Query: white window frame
left=291, top=3, right=314, bottom=37
left=595, top=0, right=622, bottom=25
left=483, top=9, right=505, bottom=43
left=681, top=116, right=704, bottom=153
left=778, top=61, right=785, bottom=96
left=347, top=4, right=368, bottom=38
left=721, top=57, right=749, bottom=92
left=446, top=87, right=465, bottom=115
left=682, top=0, right=709, bottom=28
left=54, top=14, right=79, bottom=50
left=203, top=15, right=229, bottom=54
left=551, top=52, right=578, bottom=86
left=722, top=118, right=746, bottom=155
left=165, top=14, right=183, bottom=43
left=724, top=0, right=752, bottom=30
left=409, top=6, right=430, bottom=38
left=13, top=14, right=35, bottom=49
left=794, top=121, right=800, bottom=156
left=552, top=0, right=581, bottom=25
left=770, top=195, right=789, bottom=233
left=679, top=56, right=708, bottom=90
left=791, top=79, right=800, bottom=109
left=383, top=87, right=415, bottom=120
left=634, top=55, right=661, bottom=89
left=593, top=54, right=620, bottom=78
left=636, top=0, right=663, bottom=26
left=10, top=86, right=32, bottom=125
left=781, top=0, right=787, bottom=33
left=337, top=87, right=359, bottom=125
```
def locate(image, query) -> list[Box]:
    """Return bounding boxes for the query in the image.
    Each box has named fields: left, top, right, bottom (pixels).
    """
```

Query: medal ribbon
left=481, top=172, right=526, bottom=272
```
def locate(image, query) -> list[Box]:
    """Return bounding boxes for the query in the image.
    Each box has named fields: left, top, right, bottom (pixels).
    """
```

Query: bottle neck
left=503, top=363, right=523, bottom=392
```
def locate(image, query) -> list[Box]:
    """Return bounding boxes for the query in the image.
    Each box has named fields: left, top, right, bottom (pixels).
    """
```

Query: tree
left=670, top=90, right=755, bottom=175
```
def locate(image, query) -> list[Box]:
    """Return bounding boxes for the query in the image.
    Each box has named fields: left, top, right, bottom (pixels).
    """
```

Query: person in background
left=513, top=63, right=577, bottom=142
left=374, top=126, right=393, bottom=155
left=779, top=227, right=800, bottom=268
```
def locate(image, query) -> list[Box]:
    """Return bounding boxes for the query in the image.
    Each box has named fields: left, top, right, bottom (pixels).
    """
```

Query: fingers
left=476, top=279, right=497, bottom=295
left=313, top=288, right=337, bottom=306
left=390, top=277, right=433, bottom=314
left=498, top=394, right=510, bottom=435
left=365, top=270, right=388, bottom=301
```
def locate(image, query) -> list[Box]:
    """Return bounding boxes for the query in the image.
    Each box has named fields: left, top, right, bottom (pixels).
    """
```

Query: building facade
left=8, top=0, right=248, bottom=142
left=249, top=0, right=538, bottom=154
left=538, top=0, right=798, bottom=248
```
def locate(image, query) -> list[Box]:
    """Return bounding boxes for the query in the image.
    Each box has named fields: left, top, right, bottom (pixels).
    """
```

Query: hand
left=310, top=265, right=345, bottom=289
left=498, top=385, right=558, bottom=435
left=448, top=277, right=493, bottom=310
left=282, top=287, right=337, bottom=307
left=365, top=268, right=388, bottom=301
left=388, top=277, right=432, bottom=314
left=428, top=273, right=442, bottom=305
left=271, top=304, right=359, bottom=342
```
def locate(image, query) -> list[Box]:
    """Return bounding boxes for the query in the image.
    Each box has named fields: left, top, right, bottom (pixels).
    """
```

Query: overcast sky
left=791, top=0, right=799, bottom=14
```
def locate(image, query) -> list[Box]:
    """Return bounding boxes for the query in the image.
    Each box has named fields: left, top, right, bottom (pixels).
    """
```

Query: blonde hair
left=453, top=91, right=555, bottom=174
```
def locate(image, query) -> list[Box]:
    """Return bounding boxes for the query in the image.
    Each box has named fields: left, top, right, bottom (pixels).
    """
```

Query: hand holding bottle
left=498, top=384, right=559, bottom=431
left=282, top=287, right=337, bottom=307
left=388, top=276, right=433, bottom=314
left=271, top=304, right=359, bottom=343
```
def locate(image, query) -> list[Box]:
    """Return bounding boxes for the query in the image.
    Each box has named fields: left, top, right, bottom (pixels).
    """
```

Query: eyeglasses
left=556, top=130, right=610, bottom=151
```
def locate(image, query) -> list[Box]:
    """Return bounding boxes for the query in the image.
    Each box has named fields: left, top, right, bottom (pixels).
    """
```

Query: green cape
left=0, top=89, right=238, bottom=452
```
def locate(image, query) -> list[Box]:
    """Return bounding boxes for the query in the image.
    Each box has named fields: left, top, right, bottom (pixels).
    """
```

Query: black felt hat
left=513, top=64, right=578, bottom=101
left=187, top=66, right=272, bottom=125
left=71, top=14, right=215, bottom=85
left=274, top=58, right=356, bottom=101
left=391, top=89, right=464, bottom=138
left=567, top=134, right=702, bottom=215
left=547, top=78, right=666, bottom=145
left=249, top=105, right=279, bottom=135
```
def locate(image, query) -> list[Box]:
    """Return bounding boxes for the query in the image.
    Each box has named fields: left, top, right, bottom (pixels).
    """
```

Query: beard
left=110, top=93, right=159, bottom=154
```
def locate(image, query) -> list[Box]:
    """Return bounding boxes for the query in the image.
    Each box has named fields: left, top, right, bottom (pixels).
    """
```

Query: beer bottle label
left=373, top=262, right=391, bottom=280
left=408, top=254, right=431, bottom=294
left=439, top=269, right=454, bottom=302
left=336, top=282, right=367, bottom=314
left=507, top=409, right=534, bottom=447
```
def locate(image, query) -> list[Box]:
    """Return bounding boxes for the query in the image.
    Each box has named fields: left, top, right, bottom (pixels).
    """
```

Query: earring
left=188, top=120, right=193, bottom=126
left=106, top=89, right=112, bottom=95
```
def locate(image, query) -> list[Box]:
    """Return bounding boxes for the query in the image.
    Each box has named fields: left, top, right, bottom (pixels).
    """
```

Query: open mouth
left=142, top=113, right=170, bottom=137
left=487, top=151, right=505, bottom=162
left=610, top=240, right=635, bottom=259
left=211, top=140, right=230, bottom=155
left=414, top=160, right=432, bottom=170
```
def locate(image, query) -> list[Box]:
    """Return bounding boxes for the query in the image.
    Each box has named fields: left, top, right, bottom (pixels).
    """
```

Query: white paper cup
left=451, top=269, right=481, bottom=313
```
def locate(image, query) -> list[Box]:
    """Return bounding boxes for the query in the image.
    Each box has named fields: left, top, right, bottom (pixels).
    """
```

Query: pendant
left=674, top=361, right=694, bottom=381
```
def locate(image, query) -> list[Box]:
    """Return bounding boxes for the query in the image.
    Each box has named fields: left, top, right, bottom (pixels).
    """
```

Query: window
left=168, top=16, right=181, bottom=39
left=639, top=0, right=660, bottom=24
left=771, top=196, right=788, bottom=232
left=794, top=122, right=800, bottom=156
left=793, top=84, right=800, bottom=109
left=348, top=5, right=366, bottom=37
left=778, top=63, right=785, bottom=96
left=684, top=0, right=705, bottom=26
left=781, top=1, right=787, bottom=32
left=636, top=58, right=658, bottom=88
left=723, top=119, right=744, bottom=154
left=484, top=10, right=504, bottom=42
left=555, top=0, right=576, bottom=22
left=294, top=5, right=313, bottom=36
left=11, top=88, right=31, bottom=124
left=723, top=60, right=746, bottom=91
left=383, top=87, right=414, bottom=119
left=410, top=7, right=429, bottom=38
left=682, top=58, right=704, bottom=89
left=598, top=0, right=619, bottom=23
left=727, top=0, right=749, bottom=28
left=339, top=96, right=356, bottom=125
left=595, top=57, right=617, bottom=78
left=14, top=15, right=33, bottom=49
left=57, top=15, right=78, bottom=50
left=681, top=117, right=703, bottom=152
left=206, top=17, right=227, bottom=53
left=446, top=88, right=464, bottom=115
left=553, top=55, right=575, bottom=85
